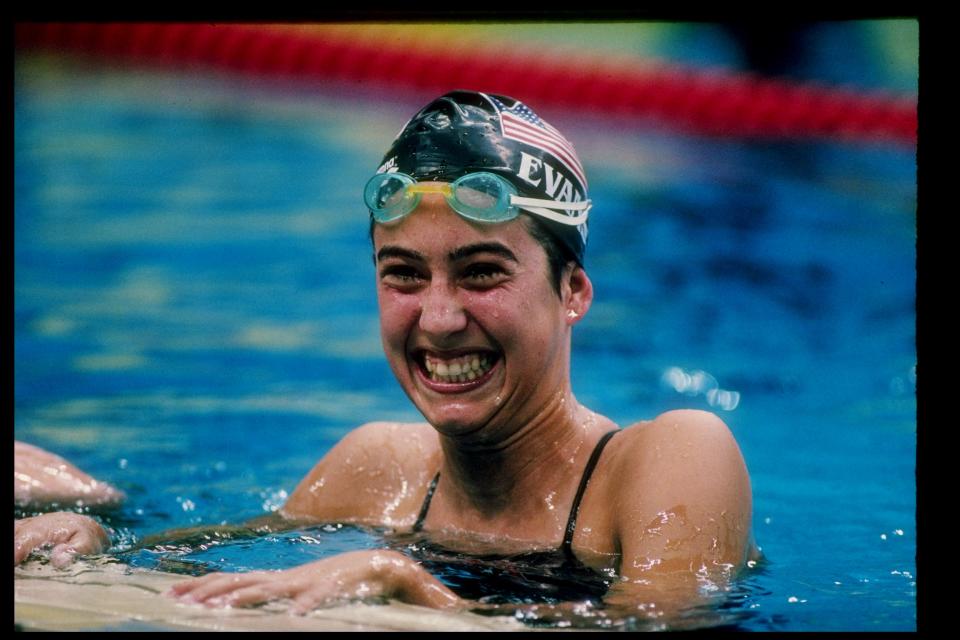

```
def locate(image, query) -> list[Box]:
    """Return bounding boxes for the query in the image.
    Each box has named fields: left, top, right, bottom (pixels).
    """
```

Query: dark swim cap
left=373, top=90, right=590, bottom=265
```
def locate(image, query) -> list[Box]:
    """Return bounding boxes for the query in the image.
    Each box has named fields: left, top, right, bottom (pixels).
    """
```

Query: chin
left=414, top=399, right=496, bottom=435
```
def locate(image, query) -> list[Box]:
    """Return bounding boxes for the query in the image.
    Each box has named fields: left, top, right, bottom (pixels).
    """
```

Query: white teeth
left=422, top=352, right=495, bottom=384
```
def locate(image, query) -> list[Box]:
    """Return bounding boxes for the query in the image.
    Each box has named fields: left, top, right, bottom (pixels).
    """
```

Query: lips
left=414, top=349, right=500, bottom=392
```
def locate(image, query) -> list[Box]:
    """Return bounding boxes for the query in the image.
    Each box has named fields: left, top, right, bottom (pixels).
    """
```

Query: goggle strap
left=510, top=195, right=591, bottom=211
left=510, top=196, right=591, bottom=226
left=518, top=205, right=590, bottom=226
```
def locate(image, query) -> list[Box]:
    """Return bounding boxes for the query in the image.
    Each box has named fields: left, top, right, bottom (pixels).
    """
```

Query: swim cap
left=373, top=90, right=590, bottom=265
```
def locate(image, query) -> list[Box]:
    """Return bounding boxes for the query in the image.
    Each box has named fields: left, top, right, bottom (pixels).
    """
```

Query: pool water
left=14, top=55, right=916, bottom=631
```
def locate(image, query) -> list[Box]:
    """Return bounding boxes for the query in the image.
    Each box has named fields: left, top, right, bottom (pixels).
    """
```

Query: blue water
left=14, top=55, right=916, bottom=631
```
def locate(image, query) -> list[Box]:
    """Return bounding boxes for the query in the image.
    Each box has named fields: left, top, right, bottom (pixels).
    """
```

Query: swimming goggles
left=364, top=171, right=591, bottom=226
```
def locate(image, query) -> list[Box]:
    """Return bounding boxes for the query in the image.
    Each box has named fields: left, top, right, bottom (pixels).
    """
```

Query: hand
left=14, top=512, right=110, bottom=568
left=14, top=441, right=125, bottom=509
left=168, top=549, right=461, bottom=614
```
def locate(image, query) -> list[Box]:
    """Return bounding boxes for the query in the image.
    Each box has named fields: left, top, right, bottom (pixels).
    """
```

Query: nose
left=418, top=280, right=468, bottom=337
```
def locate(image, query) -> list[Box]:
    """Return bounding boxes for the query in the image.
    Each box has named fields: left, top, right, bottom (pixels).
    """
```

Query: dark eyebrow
left=376, top=246, right=426, bottom=263
left=448, top=243, right=518, bottom=264
left=376, top=243, right=518, bottom=265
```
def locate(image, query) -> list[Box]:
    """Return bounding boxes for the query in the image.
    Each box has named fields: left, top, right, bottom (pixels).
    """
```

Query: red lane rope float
left=15, top=22, right=916, bottom=146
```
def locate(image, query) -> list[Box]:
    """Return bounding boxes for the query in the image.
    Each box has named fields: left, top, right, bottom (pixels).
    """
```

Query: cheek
left=465, top=289, right=510, bottom=322
left=468, top=286, right=562, bottom=345
left=377, top=288, right=420, bottom=345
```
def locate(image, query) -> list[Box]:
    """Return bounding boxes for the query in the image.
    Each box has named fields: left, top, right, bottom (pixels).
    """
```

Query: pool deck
left=14, top=560, right=527, bottom=632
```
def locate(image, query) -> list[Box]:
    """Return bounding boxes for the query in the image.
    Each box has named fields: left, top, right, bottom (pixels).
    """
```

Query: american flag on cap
left=486, top=95, right=588, bottom=190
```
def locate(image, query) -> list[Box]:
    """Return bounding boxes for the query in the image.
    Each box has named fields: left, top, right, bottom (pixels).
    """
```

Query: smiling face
left=372, top=191, right=592, bottom=441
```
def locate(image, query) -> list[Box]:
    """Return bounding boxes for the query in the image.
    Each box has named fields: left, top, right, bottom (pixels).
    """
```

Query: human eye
left=379, top=264, right=424, bottom=290
left=460, top=262, right=509, bottom=288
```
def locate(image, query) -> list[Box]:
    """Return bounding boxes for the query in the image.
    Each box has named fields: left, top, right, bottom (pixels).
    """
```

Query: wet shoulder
left=281, top=422, right=441, bottom=527
left=613, top=409, right=737, bottom=456
left=342, top=421, right=441, bottom=463
left=581, top=411, right=744, bottom=527
left=608, top=410, right=752, bottom=575
left=599, top=410, right=754, bottom=563
left=602, top=410, right=744, bottom=487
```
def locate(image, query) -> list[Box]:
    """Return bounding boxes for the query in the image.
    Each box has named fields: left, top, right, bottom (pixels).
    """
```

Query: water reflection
left=661, top=366, right=741, bottom=411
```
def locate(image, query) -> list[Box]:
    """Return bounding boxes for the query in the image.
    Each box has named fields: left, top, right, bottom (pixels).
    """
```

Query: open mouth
left=414, top=350, right=500, bottom=388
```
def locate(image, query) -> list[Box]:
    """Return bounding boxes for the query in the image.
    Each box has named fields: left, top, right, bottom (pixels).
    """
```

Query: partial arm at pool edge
left=15, top=441, right=125, bottom=510
left=168, top=548, right=462, bottom=612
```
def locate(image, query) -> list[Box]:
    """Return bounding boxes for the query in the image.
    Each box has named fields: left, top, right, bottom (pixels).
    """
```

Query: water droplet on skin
left=544, top=491, right=557, bottom=511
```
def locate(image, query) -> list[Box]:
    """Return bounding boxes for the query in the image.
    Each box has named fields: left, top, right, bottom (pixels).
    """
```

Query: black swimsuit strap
left=561, top=429, right=619, bottom=561
left=412, top=471, right=440, bottom=533
left=411, top=429, right=620, bottom=551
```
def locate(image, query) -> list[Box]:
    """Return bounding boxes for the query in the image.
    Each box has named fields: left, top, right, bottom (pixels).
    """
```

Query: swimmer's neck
left=435, top=388, right=615, bottom=518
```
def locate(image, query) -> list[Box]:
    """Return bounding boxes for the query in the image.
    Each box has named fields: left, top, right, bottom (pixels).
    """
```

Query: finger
left=14, top=540, right=39, bottom=566
left=290, top=589, right=326, bottom=616
left=167, top=573, right=239, bottom=599
left=209, top=581, right=289, bottom=609
left=66, top=527, right=105, bottom=556
left=167, top=572, right=224, bottom=598
left=167, top=579, right=196, bottom=597
left=167, top=573, right=231, bottom=600
left=173, top=572, right=269, bottom=603
left=13, top=518, right=31, bottom=536
left=14, top=531, right=44, bottom=566
left=49, top=543, right=78, bottom=569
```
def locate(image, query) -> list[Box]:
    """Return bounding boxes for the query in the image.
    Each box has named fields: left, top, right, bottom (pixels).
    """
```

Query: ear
left=562, top=264, right=593, bottom=326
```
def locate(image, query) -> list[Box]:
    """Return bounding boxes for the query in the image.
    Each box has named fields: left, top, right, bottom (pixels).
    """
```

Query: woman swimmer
left=160, top=90, right=759, bottom=623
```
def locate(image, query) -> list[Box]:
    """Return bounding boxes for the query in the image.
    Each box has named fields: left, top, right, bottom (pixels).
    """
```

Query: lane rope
left=15, top=22, right=917, bottom=145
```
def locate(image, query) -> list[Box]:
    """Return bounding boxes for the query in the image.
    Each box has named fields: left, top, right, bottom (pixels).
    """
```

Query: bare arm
left=282, top=421, right=439, bottom=526
left=601, top=410, right=757, bottom=624
left=166, top=423, right=447, bottom=608
left=138, top=422, right=436, bottom=552
left=168, top=549, right=461, bottom=613
left=14, top=441, right=124, bottom=510
left=14, top=442, right=122, bottom=568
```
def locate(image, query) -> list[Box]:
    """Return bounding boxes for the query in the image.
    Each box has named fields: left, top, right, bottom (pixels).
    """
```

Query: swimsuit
left=401, top=429, right=619, bottom=604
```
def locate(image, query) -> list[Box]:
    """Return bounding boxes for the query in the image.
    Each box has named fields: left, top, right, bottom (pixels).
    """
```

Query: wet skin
left=14, top=441, right=125, bottom=510
left=14, top=512, right=110, bottom=568
left=373, top=194, right=586, bottom=442
left=13, top=442, right=121, bottom=568
left=168, top=194, right=759, bottom=624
